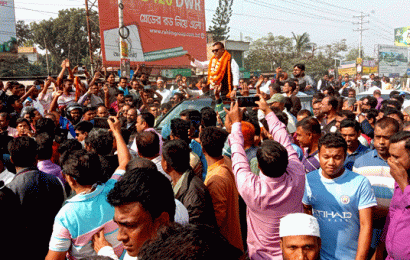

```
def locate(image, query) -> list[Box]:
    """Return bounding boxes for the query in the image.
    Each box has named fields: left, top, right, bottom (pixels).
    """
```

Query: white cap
left=157, top=78, right=164, bottom=83
left=279, top=213, right=320, bottom=238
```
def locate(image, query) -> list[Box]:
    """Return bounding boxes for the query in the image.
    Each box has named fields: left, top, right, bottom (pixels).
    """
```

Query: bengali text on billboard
left=98, top=0, right=207, bottom=67
left=0, top=0, right=17, bottom=54
left=378, top=45, right=409, bottom=77
left=394, top=26, right=410, bottom=47
left=338, top=60, right=356, bottom=76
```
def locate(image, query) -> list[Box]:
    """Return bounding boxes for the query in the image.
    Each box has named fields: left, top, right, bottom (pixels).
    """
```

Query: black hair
left=389, top=131, right=410, bottom=154
left=336, top=110, right=356, bottom=120
left=256, top=140, right=288, bottom=178
left=74, top=121, right=94, bottom=133
left=126, top=157, right=157, bottom=173
left=384, top=107, right=404, bottom=123
left=313, top=92, right=325, bottom=101
left=375, top=116, right=400, bottom=133
left=115, top=90, right=125, bottom=96
left=180, top=109, right=201, bottom=138
left=366, top=108, right=378, bottom=122
left=35, top=118, right=56, bottom=139
left=296, top=117, right=321, bottom=135
left=162, top=140, right=190, bottom=173
left=33, top=79, right=44, bottom=86
left=212, top=41, right=225, bottom=49
left=136, top=131, right=160, bottom=158
left=381, top=100, right=401, bottom=111
left=293, top=63, right=305, bottom=71
left=283, top=97, right=292, bottom=112
left=340, top=119, right=360, bottom=133
left=161, top=102, right=173, bottom=111
left=327, top=96, right=339, bottom=110
left=83, top=106, right=97, bottom=114
left=170, top=118, right=191, bottom=144
left=36, top=133, right=54, bottom=160
left=84, top=128, right=113, bottom=155
left=7, top=95, right=21, bottom=111
left=8, top=137, right=37, bottom=167
left=138, top=223, right=243, bottom=260
left=364, top=96, right=378, bottom=109
left=15, top=118, right=30, bottom=127
left=199, top=126, right=228, bottom=158
left=297, top=109, right=312, bottom=118
left=318, top=133, right=347, bottom=154
left=107, top=167, right=176, bottom=221
left=200, top=107, right=217, bottom=127
left=119, top=76, right=128, bottom=82
left=139, top=112, right=155, bottom=128
left=285, top=80, right=297, bottom=92
left=62, top=149, right=102, bottom=186
left=58, top=139, right=83, bottom=165
left=273, top=109, right=288, bottom=126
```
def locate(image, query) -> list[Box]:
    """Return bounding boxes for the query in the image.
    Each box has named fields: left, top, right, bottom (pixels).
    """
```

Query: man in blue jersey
left=303, top=133, right=376, bottom=260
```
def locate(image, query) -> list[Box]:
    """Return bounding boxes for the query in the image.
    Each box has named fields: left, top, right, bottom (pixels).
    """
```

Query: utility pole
left=85, top=0, right=94, bottom=75
left=353, top=12, right=369, bottom=59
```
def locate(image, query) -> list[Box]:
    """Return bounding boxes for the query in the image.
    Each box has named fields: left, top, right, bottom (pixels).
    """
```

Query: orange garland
left=207, top=50, right=232, bottom=98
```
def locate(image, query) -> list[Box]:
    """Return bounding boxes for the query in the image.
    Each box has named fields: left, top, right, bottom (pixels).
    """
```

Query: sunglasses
left=212, top=49, right=220, bottom=53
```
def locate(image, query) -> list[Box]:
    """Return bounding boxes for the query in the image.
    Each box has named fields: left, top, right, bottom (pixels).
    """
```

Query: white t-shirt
left=157, top=88, right=172, bottom=104
left=0, top=168, right=15, bottom=186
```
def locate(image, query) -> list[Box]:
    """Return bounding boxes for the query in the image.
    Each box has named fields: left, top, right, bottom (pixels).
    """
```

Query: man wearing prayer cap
left=280, top=213, right=321, bottom=260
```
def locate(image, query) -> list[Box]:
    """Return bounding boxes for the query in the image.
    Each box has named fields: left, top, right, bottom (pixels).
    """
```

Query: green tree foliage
left=291, top=32, right=312, bottom=56
left=0, top=55, right=47, bottom=77
left=16, top=20, right=33, bottom=47
left=244, top=33, right=347, bottom=80
left=345, top=47, right=371, bottom=61
left=30, top=8, right=100, bottom=74
left=208, top=0, right=233, bottom=42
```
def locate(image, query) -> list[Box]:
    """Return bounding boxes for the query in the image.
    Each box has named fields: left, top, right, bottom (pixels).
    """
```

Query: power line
left=306, top=0, right=358, bottom=14
left=278, top=0, right=352, bottom=19
left=353, top=12, right=369, bottom=59
left=245, top=0, right=351, bottom=23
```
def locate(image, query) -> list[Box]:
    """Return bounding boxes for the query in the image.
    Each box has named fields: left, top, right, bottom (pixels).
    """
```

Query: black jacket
left=175, top=170, right=217, bottom=227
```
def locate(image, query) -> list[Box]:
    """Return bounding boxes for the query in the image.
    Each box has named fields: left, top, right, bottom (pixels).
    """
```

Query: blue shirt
left=190, top=140, right=207, bottom=181
left=344, top=142, right=369, bottom=171
left=59, top=116, right=76, bottom=138
left=301, top=149, right=320, bottom=174
left=303, top=169, right=377, bottom=260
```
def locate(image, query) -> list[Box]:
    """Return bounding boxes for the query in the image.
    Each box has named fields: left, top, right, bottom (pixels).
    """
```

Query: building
left=18, top=47, right=39, bottom=63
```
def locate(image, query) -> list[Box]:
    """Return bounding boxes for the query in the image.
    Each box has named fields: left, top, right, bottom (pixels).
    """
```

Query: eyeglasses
left=212, top=49, right=220, bottom=53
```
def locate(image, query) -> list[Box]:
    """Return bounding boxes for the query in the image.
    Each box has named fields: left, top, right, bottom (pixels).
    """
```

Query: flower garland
left=207, top=50, right=232, bottom=97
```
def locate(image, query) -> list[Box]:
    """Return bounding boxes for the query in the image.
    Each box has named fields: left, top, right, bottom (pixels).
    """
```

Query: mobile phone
left=237, top=96, right=260, bottom=107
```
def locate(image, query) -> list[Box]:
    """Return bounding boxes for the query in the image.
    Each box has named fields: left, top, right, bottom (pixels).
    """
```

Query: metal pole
left=44, top=38, right=50, bottom=76
left=359, top=12, right=362, bottom=59
left=85, top=0, right=94, bottom=75
left=119, top=0, right=125, bottom=60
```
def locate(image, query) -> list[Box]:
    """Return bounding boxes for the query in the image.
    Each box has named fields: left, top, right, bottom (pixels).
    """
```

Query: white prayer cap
left=280, top=213, right=320, bottom=238
left=157, top=78, right=164, bottom=83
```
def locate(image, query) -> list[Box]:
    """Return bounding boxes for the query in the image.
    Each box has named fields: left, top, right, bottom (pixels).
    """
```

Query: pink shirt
left=229, top=112, right=306, bottom=260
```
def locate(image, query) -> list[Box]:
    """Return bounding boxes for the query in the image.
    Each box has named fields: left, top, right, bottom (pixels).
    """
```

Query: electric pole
left=353, top=12, right=369, bottom=59
left=85, top=0, right=94, bottom=75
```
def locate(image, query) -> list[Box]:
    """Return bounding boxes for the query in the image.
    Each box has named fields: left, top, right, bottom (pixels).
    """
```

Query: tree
left=0, top=55, right=47, bottom=77
left=291, top=32, right=312, bottom=56
left=345, top=47, right=371, bottom=61
left=208, top=0, right=233, bottom=42
left=30, top=8, right=100, bottom=74
left=16, top=20, right=33, bottom=47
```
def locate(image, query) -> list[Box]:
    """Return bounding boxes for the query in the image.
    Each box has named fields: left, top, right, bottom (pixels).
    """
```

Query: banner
left=98, top=0, right=207, bottom=67
left=394, top=26, right=410, bottom=47
left=362, top=60, right=378, bottom=74
left=378, top=45, right=409, bottom=77
left=0, top=0, right=17, bottom=54
left=338, top=60, right=356, bottom=76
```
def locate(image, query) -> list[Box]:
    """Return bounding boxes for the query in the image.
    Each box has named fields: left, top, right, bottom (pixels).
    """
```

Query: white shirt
left=190, top=56, right=240, bottom=86
left=151, top=155, right=172, bottom=182
left=157, top=88, right=172, bottom=104
left=0, top=168, right=15, bottom=186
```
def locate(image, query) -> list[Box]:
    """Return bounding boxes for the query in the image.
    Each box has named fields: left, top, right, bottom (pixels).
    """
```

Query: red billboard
left=98, top=0, right=207, bottom=67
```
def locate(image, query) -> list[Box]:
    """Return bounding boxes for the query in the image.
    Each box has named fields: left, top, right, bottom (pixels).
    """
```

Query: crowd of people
left=0, top=47, right=409, bottom=260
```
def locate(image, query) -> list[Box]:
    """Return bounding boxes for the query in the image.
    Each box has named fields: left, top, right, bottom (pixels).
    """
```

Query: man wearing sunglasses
left=186, top=42, right=239, bottom=99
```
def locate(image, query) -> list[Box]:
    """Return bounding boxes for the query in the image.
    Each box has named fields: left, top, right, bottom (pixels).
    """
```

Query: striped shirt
left=49, top=170, right=125, bottom=260
left=352, top=149, right=394, bottom=209
left=301, top=149, right=320, bottom=174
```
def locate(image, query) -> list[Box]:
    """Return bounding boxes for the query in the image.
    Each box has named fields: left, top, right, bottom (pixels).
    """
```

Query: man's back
left=7, top=167, right=65, bottom=260
left=175, top=170, right=217, bottom=227
left=205, top=159, right=243, bottom=252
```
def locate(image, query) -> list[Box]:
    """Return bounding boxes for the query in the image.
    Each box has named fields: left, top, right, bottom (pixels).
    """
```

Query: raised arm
left=103, top=86, right=110, bottom=108
left=108, top=116, right=131, bottom=171
left=56, top=60, right=67, bottom=87
left=19, top=86, right=36, bottom=103
left=257, top=95, right=298, bottom=162
left=49, top=90, right=63, bottom=112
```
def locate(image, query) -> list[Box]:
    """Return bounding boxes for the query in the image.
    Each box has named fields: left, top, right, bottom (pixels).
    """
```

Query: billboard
left=338, top=60, right=356, bottom=76
left=0, top=0, right=17, bottom=53
left=362, top=60, right=378, bottom=74
left=378, top=45, right=409, bottom=77
left=98, top=0, right=207, bottom=67
left=394, top=26, right=410, bottom=47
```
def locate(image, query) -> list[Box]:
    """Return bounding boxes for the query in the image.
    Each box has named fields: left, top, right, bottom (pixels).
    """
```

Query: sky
left=8, top=0, right=410, bottom=58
